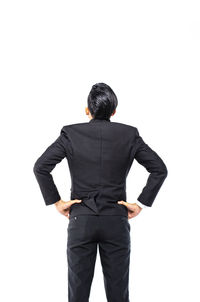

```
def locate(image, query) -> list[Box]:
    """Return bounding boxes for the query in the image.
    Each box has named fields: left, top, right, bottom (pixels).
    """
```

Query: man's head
left=86, top=83, right=118, bottom=120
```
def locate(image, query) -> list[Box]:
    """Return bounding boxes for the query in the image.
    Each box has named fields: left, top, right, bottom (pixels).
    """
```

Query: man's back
left=33, top=118, right=168, bottom=218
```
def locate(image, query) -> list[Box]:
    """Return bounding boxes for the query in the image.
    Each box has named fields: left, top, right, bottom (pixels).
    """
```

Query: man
left=33, top=82, right=168, bottom=302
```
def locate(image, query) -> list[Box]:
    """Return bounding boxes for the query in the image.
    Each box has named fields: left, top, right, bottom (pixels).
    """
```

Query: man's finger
left=62, top=211, right=69, bottom=217
left=117, top=200, right=127, bottom=206
left=63, top=199, right=82, bottom=209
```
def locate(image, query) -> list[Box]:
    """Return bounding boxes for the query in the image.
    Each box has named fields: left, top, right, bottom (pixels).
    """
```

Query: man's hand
left=55, top=199, right=82, bottom=219
left=117, top=200, right=142, bottom=219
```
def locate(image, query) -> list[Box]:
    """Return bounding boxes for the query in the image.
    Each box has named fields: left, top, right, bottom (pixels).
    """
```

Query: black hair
left=87, top=83, right=118, bottom=120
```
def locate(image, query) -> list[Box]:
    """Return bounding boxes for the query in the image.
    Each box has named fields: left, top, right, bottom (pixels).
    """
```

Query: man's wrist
left=55, top=199, right=62, bottom=206
left=135, top=200, right=147, bottom=209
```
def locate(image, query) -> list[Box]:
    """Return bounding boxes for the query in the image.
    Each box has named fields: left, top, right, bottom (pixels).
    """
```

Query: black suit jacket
left=33, top=118, right=168, bottom=217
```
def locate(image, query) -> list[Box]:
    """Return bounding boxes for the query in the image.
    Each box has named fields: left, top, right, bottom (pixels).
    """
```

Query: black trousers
left=67, top=215, right=131, bottom=302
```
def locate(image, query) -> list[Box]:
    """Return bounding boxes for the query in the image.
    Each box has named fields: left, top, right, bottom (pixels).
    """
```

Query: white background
left=0, top=0, right=199, bottom=301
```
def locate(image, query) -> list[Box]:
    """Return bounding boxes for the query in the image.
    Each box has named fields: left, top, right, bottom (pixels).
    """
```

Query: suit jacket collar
left=89, top=118, right=111, bottom=123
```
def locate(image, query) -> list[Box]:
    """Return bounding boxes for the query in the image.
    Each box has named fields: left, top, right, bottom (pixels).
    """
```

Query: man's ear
left=85, top=107, right=90, bottom=115
left=111, top=109, right=116, bottom=116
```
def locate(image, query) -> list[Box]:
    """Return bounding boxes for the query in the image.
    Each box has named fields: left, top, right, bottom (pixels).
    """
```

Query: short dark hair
left=87, top=83, right=118, bottom=120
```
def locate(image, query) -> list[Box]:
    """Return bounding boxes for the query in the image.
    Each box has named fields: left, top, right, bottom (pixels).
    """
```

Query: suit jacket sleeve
left=33, top=126, right=68, bottom=206
left=134, top=128, right=168, bottom=207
